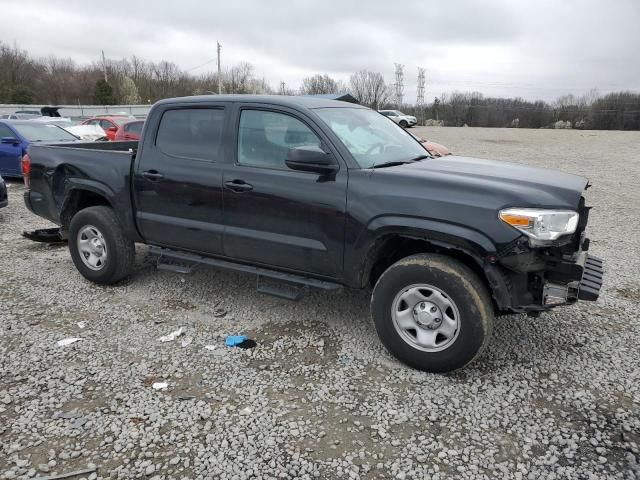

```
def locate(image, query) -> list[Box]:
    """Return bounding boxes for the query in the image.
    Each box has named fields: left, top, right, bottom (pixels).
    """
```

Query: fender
left=344, top=215, right=513, bottom=309
left=345, top=214, right=498, bottom=287
left=58, top=178, right=141, bottom=241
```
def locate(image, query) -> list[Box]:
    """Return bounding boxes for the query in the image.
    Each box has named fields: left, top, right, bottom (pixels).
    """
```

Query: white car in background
left=378, top=110, right=417, bottom=128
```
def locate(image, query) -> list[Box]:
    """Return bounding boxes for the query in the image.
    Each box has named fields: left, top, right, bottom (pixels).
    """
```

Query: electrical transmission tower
left=393, top=63, right=404, bottom=107
left=416, top=67, right=426, bottom=125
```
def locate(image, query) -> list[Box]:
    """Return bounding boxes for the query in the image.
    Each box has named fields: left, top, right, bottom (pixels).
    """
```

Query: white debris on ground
left=157, top=327, right=184, bottom=343
left=0, top=127, right=639, bottom=479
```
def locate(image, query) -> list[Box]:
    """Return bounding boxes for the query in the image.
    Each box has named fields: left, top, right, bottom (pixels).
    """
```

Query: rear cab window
left=156, top=108, right=225, bottom=161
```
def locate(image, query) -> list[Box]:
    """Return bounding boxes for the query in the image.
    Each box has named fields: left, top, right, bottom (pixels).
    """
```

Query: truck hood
left=390, top=155, right=588, bottom=209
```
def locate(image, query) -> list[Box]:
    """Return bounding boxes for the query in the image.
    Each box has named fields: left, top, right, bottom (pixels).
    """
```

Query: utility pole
left=393, top=63, right=404, bottom=107
left=101, top=50, right=108, bottom=82
left=416, top=67, right=426, bottom=125
left=280, top=81, right=286, bottom=95
left=217, top=41, right=222, bottom=94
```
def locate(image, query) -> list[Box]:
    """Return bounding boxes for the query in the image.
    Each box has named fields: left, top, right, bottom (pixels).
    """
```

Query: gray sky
left=4, top=0, right=639, bottom=102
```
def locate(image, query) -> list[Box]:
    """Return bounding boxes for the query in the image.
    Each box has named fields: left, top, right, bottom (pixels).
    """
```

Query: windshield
left=315, top=108, right=426, bottom=168
left=13, top=123, right=78, bottom=142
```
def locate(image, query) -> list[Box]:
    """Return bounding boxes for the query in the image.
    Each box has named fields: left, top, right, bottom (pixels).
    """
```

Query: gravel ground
left=1, top=127, right=639, bottom=480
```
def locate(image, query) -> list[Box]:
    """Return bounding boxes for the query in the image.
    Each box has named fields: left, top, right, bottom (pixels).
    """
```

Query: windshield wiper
left=406, top=155, right=430, bottom=162
left=370, top=155, right=430, bottom=169
left=370, top=160, right=412, bottom=169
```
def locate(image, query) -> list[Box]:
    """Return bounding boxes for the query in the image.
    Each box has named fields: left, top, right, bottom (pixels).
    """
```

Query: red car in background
left=113, top=120, right=144, bottom=141
left=81, top=116, right=134, bottom=141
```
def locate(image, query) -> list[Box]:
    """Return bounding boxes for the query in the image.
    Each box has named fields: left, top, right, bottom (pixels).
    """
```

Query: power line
left=393, top=63, right=404, bottom=107
left=416, top=67, right=426, bottom=125
left=416, top=67, right=425, bottom=106
left=184, top=58, right=217, bottom=73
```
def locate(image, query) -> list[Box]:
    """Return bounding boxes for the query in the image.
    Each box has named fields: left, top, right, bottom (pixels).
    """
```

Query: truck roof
left=154, top=94, right=367, bottom=110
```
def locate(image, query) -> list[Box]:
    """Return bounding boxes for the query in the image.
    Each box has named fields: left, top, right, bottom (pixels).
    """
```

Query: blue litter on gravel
left=225, top=335, right=247, bottom=347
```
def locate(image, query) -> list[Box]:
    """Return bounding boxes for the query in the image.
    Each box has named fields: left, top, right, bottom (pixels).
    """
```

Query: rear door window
left=156, top=109, right=225, bottom=161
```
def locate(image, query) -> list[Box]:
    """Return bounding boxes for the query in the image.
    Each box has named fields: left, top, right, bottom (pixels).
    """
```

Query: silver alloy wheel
left=77, top=225, right=108, bottom=271
left=391, top=284, right=461, bottom=352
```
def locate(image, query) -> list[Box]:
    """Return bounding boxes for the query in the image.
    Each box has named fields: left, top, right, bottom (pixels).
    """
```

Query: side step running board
left=256, top=276, right=307, bottom=301
left=149, top=246, right=342, bottom=299
left=157, top=261, right=196, bottom=274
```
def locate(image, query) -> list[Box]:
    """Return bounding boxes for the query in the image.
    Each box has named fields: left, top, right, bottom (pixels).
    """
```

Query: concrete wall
left=0, top=104, right=152, bottom=119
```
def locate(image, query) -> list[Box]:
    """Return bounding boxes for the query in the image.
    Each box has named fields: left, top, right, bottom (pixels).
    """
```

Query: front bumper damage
left=490, top=247, right=605, bottom=314
left=488, top=194, right=604, bottom=314
left=542, top=252, right=604, bottom=306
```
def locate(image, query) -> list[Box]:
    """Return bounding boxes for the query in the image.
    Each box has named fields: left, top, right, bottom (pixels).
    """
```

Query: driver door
left=222, top=105, right=348, bottom=279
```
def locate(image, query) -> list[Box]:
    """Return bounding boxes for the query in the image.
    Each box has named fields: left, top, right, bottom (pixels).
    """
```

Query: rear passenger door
left=133, top=104, right=229, bottom=255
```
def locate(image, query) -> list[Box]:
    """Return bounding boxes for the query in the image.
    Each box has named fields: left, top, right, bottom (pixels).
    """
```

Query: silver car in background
left=378, top=110, right=417, bottom=128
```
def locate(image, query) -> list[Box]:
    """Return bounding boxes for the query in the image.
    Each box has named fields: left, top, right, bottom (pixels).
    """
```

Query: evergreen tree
left=94, top=79, right=115, bottom=105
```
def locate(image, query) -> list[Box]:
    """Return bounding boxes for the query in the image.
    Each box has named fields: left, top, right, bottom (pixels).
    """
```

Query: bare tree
left=227, top=62, right=253, bottom=93
left=299, top=74, right=344, bottom=95
left=348, top=70, right=389, bottom=109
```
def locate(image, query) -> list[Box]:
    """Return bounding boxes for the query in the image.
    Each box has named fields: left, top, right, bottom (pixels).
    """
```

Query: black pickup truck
left=23, top=95, right=603, bottom=372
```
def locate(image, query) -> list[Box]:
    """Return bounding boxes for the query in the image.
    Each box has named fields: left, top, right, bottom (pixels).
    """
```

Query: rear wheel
left=371, top=253, right=493, bottom=372
left=68, top=206, right=134, bottom=284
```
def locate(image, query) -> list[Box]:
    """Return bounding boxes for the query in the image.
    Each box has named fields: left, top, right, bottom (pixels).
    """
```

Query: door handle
left=224, top=180, right=253, bottom=193
left=142, top=170, right=164, bottom=180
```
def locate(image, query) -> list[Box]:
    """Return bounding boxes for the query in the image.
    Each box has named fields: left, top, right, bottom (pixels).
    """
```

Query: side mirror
left=1, top=137, right=20, bottom=145
left=107, top=127, right=118, bottom=133
left=285, top=145, right=338, bottom=174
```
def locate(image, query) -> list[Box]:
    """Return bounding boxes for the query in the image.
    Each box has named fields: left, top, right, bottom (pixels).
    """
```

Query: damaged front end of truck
left=489, top=195, right=603, bottom=315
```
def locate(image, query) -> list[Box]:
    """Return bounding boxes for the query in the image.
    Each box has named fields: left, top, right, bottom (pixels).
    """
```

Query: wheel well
left=367, top=235, right=491, bottom=294
left=60, top=190, right=111, bottom=229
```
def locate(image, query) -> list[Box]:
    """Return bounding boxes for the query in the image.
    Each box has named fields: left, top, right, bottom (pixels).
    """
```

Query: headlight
left=499, top=208, right=579, bottom=244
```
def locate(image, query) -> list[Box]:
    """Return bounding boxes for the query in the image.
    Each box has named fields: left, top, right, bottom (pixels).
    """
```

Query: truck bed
left=25, top=141, right=139, bottom=237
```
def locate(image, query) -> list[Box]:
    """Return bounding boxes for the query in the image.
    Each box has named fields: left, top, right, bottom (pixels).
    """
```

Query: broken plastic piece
left=22, top=227, right=66, bottom=243
left=181, top=337, right=193, bottom=347
left=225, top=335, right=247, bottom=347
left=57, top=337, right=81, bottom=347
left=158, top=327, right=184, bottom=342
left=152, top=382, right=168, bottom=390
left=204, top=345, right=217, bottom=351
left=77, top=321, right=87, bottom=329
left=225, top=335, right=257, bottom=349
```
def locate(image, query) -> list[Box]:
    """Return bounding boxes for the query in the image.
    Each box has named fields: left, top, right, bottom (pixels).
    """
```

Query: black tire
left=371, top=253, right=493, bottom=372
left=68, top=206, right=134, bottom=285
left=399, top=120, right=409, bottom=128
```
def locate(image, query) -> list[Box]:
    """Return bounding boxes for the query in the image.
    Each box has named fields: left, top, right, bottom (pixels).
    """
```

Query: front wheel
left=371, top=254, right=494, bottom=372
left=68, top=206, right=134, bottom=285
left=399, top=120, right=409, bottom=128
